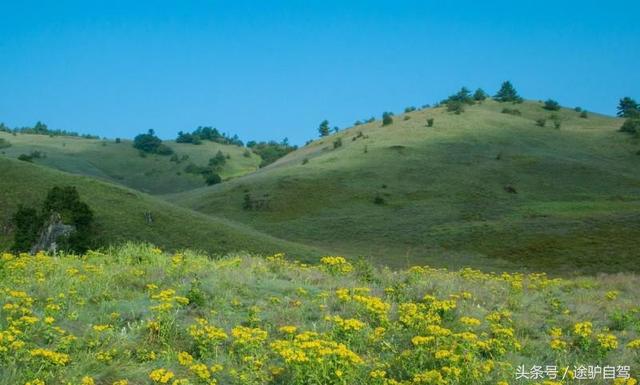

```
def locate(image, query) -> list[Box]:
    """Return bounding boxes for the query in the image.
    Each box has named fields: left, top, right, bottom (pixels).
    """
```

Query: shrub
left=204, top=173, right=222, bottom=186
left=446, top=100, right=465, bottom=114
left=427, top=118, right=434, bottom=127
left=543, top=99, right=561, bottom=111
left=373, top=195, right=385, bottom=205
left=404, top=106, right=416, bottom=113
left=333, top=138, right=343, bottom=149
left=574, top=107, right=582, bottom=112
left=620, top=119, right=640, bottom=135
left=580, top=110, right=588, bottom=119
left=0, top=138, right=11, bottom=149
left=382, top=112, right=394, bottom=126
left=501, top=108, right=521, bottom=116
left=115, top=137, right=121, bottom=144
left=494, top=81, right=523, bottom=103
left=535, top=118, right=546, bottom=127
left=302, top=158, right=309, bottom=165
left=247, top=139, right=297, bottom=167
left=243, top=149, right=251, bottom=158
left=549, top=115, right=562, bottom=129
left=208, top=150, right=227, bottom=170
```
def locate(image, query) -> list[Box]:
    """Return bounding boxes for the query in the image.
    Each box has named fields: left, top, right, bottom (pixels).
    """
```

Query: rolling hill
left=0, top=156, right=322, bottom=258
left=0, top=132, right=261, bottom=194
left=168, top=100, right=640, bottom=273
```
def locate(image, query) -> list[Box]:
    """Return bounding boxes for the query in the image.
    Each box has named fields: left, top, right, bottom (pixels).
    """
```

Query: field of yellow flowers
left=1, top=244, right=639, bottom=385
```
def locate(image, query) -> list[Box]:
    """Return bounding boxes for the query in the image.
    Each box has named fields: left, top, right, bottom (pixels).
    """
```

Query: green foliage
left=382, top=112, right=394, bottom=126
left=447, top=87, right=475, bottom=105
left=404, top=106, right=417, bottom=113
left=620, top=118, right=640, bottom=135
left=0, top=121, right=99, bottom=139
left=617, top=97, right=639, bottom=118
left=446, top=100, right=465, bottom=114
left=11, top=186, right=95, bottom=253
left=208, top=150, right=227, bottom=170
left=176, top=126, right=243, bottom=146
left=333, top=138, right=343, bottom=149
left=494, top=81, right=523, bottom=103
left=535, top=118, right=546, bottom=127
left=473, top=88, right=488, bottom=102
left=427, top=118, right=434, bottom=127
left=318, top=120, right=330, bottom=137
left=247, top=139, right=297, bottom=167
left=11, top=205, right=42, bottom=252
left=17, top=151, right=44, bottom=162
left=205, top=173, right=222, bottom=186
left=580, top=110, right=588, bottom=119
left=543, top=99, right=561, bottom=111
left=42, top=186, right=95, bottom=253
left=133, top=129, right=173, bottom=155
left=0, top=138, right=10, bottom=149
left=501, top=108, right=522, bottom=116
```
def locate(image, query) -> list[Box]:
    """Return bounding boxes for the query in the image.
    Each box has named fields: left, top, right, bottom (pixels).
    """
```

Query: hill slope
left=0, top=157, right=321, bottom=257
left=169, top=100, right=640, bottom=273
left=0, top=132, right=261, bottom=194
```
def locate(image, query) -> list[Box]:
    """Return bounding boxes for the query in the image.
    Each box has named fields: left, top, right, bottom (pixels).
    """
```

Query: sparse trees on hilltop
left=473, top=88, right=488, bottom=102
left=382, top=112, right=394, bottom=126
left=133, top=129, right=173, bottom=155
left=543, top=99, right=561, bottom=111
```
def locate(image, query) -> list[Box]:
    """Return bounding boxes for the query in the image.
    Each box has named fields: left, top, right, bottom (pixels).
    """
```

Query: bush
left=549, top=115, right=562, bottom=129
left=403, top=115, right=411, bottom=121
left=11, top=206, right=42, bottom=252
left=404, top=106, right=416, bottom=113
left=204, top=173, right=222, bottom=186
left=373, top=195, right=385, bottom=205
left=427, top=118, right=434, bottom=127
left=580, top=110, right=588, bottom=119
left=574, top=107, right=582, bottom=112
left=501, top=108, right=522, bottom=116
left=333, top=138, right=343, bottom=149
left=382, top=112, right=394, bottom=126
left=446, top=100, right=465, bottom=114
left=247, top=139, right=297, bottom=167
left=620, top=119, right=640, bottom=135
left=133, top=129, right=173, bottom=155
left=302, top=158, right=309, bottom=165
left=0, top=138, right=11, bottom=149
left=115, top=137, right=121, bottom=144
left=494, top=81, right=523, bottom=103
left=535, top=118, right=546, bottom=127
left=208, top=150, right=227, bottom=169
left=543, top=99, right=561, bottom=111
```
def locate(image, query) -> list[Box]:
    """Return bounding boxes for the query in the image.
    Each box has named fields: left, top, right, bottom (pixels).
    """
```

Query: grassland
left=169, top=100, right=640, bottom=274
left=1, top=244, right=638, bottom=384
left=0, top=132, right=261, bottom=194
left=0, top=157, right=320, bottom=258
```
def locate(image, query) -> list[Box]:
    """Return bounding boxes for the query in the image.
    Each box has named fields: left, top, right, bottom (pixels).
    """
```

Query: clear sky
left=1, top=1, right=638, bottom=145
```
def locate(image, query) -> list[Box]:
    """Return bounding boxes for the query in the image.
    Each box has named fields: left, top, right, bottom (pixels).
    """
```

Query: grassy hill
left=0, top=132, right=261, bottom=194
left=0, top=157, right=321, bottom=258
left=169, top=100, right=640, bottom=274
left=1, top=244, right=639, bottom=384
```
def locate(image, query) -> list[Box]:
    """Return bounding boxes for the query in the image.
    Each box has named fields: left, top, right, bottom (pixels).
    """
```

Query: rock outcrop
left=30, top=212, right=75, bottom=254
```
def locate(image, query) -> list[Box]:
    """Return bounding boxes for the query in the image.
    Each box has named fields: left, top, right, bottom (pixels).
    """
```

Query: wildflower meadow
left=0, top=244, right=638, bottom=385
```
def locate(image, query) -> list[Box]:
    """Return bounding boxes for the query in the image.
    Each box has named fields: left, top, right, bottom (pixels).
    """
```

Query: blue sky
left=0, top=1, right=638, bottom=145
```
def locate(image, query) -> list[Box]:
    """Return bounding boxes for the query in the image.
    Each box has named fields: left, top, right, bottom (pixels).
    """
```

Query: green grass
left=1, top=244, right=639, bottom=384
left=168, top=100, right=640, bottom=274
left=0, top=133, right=261, bottom=194
left=0, top=157, right=321, bottom=258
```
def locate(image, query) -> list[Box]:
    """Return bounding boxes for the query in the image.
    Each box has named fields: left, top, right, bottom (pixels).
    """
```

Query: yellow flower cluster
left=326, top=315, right=366, bottom=332
left=149, top=368, right=174, bottom=383
left=573, top=321, right=593, bottom=339
left=320, top=256, right=353, bottom=274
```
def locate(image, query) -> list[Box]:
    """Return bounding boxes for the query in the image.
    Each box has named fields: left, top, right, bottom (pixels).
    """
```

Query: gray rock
left=30, top=212, right=75, bottom=254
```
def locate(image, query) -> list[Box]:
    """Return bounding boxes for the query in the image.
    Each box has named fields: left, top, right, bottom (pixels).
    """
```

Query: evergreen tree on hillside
left=473, top=88, right=488, bottom=102
left=11, top=206, right=42, bottom=252
left=494, top=81, right=523, bottom=103
left=318, top=120, right=330, bottom=137
left=448, top=87, right=474, bottom=104
left=617, top=97, right=639, bottom=118
left=133, top=129, right=173, bottom=155
left=382, top=112, right=394, bottom=126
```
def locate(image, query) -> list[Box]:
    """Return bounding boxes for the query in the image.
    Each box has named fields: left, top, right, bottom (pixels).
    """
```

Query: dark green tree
left=543, top=99, right=561, bottom=111
left=620, top=118, right=640, bottom=135
left=494, top=81, right=523, bottom=103
left=42, top=186, right=94, bottom=253
left=11, top=206, right=42, bottom=252
left=382, top=112, right=394, bottom=126
left=617, top=97, right=639, bottom=118
left=318, top=120, right=330, bottom=137
left=473, top=88, right=488, bottom=102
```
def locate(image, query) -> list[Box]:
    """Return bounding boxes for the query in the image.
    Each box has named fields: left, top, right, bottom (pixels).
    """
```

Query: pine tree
left=617, top=97, right=639, bottom=118
left=318, top=120, right=330, bottom=137
left=494, top=81, right=523, bottom=103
